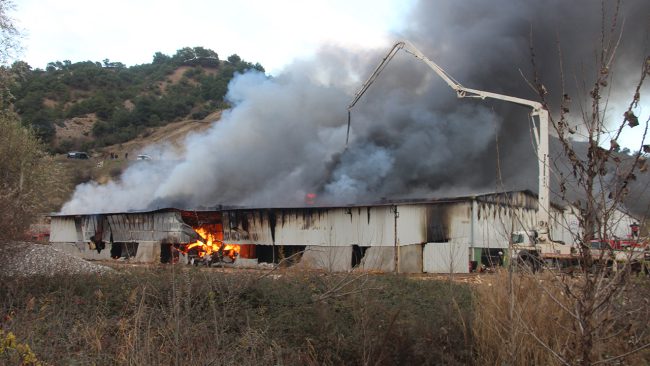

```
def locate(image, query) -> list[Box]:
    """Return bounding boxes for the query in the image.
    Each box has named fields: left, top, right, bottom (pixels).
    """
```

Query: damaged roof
left=50, top=189, right=564, bottom=217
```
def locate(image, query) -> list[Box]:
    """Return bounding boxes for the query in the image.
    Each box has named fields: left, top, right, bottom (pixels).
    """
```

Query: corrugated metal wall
left=49, top=193, right=638, bottom=271
left=50, top=211, right=195, bottom=244
left=50, top=217, right=78, bottom=242
left=106, top=212, right=192, bottom=242
left=423, top=242, right=469, bottom=273
left=222, top=210, right=274, bottom=244
left=470, top=192, right=573, bottom=249
left=222, top=206, right=427, bottom=247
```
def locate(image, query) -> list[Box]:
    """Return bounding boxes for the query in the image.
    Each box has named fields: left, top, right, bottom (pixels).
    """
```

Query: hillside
left=9, top=47, right=263, bottom=152
left=44, top=111, right=219, bottom=214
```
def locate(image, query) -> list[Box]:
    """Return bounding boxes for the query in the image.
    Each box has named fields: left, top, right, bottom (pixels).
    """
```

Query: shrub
left=0, top=112, right=60, bottom=239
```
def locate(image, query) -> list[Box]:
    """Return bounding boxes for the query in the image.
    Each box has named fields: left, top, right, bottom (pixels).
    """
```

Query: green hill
left=10, top=47, right=264, bottom=152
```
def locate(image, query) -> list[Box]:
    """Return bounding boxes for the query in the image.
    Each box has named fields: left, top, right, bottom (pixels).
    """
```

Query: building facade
left=49, top=191, right=637, bottom=273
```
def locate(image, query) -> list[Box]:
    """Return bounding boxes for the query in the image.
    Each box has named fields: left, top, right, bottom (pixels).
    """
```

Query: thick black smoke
left=61, top=0, right=649, bottom=214
left=342, top=0, right=650, bottom=201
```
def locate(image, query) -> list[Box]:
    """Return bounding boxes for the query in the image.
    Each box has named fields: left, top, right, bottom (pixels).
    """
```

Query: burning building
left=52, top=1, right=647, bottom=275
left=48, top=190, right=637, bottom=273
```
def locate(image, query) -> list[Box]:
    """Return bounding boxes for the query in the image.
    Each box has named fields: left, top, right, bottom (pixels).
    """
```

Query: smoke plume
left=61, top=0, right=649, bottom=214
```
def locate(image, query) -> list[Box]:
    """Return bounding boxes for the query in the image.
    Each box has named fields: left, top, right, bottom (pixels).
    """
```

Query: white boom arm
left=347, top=41, right=551, bottom=237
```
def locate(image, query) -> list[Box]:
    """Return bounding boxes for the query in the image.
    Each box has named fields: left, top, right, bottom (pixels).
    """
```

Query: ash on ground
left=0, top=241, right=114, bottom=276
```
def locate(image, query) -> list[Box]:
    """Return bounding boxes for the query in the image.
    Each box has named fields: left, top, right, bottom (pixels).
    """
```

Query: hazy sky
left=14, top=0, right=413, bottom=74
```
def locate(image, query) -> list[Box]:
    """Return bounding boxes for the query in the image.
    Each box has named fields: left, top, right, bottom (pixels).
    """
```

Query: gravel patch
left=0, top=241, right=115, bottom=276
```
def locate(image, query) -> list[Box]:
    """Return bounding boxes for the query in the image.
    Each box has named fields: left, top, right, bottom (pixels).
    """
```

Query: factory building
left=49, top=190, right=636, bottom=273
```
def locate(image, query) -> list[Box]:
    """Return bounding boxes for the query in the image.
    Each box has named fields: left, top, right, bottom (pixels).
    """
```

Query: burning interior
left=158, top=211, right=256, bottom=266
left=179, top=224, right=241, bottom=265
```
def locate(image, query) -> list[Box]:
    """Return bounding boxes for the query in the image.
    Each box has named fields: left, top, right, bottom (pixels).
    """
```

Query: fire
left=305, top=193, right=317, bottom=204
left=181, top=225, right=240, bottom=262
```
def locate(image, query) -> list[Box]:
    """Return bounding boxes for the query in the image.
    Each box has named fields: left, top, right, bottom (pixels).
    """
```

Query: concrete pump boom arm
left=346, top=40, right=551, bottom=236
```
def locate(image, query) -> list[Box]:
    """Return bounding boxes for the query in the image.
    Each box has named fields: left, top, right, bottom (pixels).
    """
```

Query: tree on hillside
left=152, top=51, right=171, bottom=64
left=172, top=47, right=219, bottom=67
left=227, top=54, right=241, bottom=64
left=10, top=46, right=264, bottom=150
left=0, top=0, right=19, bottom=64
left=0, top=0, right=19, bottom=109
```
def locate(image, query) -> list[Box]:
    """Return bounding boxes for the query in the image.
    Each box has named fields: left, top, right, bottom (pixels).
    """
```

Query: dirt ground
left=52, top=114, right=97, bottom=147
left=104, top=112, right=219, bottom=157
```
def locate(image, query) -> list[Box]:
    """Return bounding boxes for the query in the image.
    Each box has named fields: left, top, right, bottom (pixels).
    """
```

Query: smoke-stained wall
left=61, top=0, right=649, bottom=215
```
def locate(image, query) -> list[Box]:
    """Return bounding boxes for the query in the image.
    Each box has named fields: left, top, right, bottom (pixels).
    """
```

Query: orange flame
left=180, top=225, right=240, bottom=261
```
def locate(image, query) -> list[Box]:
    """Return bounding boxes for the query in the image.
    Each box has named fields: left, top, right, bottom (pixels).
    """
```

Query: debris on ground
left=0, top=241, right=114, bottom=276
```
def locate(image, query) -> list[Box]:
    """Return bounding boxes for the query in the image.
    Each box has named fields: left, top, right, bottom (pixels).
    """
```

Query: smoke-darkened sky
left=61, top=0, right=650, bottom=214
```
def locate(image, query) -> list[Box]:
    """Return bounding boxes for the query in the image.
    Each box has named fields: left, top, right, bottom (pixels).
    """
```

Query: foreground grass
left=0, top=267, right=473, bottom=365
left=473, top=271, right=650, bottom=365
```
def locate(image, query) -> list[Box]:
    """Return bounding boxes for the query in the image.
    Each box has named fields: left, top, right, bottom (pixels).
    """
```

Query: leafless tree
left=476, top=3, right=650, bottom=365
left=532, top=3, right=647, bottom=365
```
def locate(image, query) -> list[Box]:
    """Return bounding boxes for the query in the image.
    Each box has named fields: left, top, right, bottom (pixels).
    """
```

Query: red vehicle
left=589, top=239, right=645, bottom=251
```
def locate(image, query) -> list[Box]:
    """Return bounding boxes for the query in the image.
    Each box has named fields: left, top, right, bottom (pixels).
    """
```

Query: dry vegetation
left=0, top=113, right=64, bottom=237
left=0, top=267, right=474, bottom=366
left=473, top=271, right=650, bottom=365
left=2, top=264, right=648, bottom=365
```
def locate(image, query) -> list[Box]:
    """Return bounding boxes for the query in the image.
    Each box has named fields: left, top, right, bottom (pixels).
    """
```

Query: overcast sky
left=14, top=0, right=413, bottom=74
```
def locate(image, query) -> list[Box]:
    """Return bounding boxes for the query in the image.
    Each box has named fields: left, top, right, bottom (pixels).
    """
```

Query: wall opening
left=351, top=245, right=368, bottom=268
left=256, top=245, right=275, bottom=263
left=161, top=242, right=172, bottom=263
left=278, top=245, right=306, bottom=266
left=111, top=242, right=139, bottom=259
left=111, top=243, right=122, bottom=259
left=256, top=245, right=305, bottom=265
left=480, top=248, right=504, bottom=268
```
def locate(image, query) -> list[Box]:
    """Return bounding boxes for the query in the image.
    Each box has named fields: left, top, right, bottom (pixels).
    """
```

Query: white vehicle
left=136, top=154, right=152, bottom=161
left=511, top=230, right=575, bottom=269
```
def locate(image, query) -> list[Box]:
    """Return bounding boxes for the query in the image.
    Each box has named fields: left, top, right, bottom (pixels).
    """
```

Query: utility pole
left=391, top=205, right=399, bottom=273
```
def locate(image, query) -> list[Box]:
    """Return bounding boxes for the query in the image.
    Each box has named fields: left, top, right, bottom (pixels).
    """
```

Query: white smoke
left=62, top=66, right=353, bottom=213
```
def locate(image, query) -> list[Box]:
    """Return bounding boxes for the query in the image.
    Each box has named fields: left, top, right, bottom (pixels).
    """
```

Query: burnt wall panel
left=426, top=204, right=455, bottom=243
left=222, top=210, right=274, bottom=244
left=106, top=211, right=194, bottom=243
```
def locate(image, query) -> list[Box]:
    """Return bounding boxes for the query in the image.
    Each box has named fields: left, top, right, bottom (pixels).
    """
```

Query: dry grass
left=3, top=263, right=648, bottom=365
left=473, top=270, right=650, bottom=365
left=0, top=267, right=474, bottom=365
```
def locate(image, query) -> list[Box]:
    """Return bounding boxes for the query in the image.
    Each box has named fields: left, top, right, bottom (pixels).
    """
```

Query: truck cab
left=511, top=230, right=575, bottom=269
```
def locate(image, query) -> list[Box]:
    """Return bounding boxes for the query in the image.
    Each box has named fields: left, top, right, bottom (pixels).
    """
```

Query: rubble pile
left=0, top=241, right=114, bottom=276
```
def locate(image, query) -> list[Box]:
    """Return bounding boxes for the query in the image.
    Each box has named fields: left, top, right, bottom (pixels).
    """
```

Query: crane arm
left=346, top=40, right=551, bottom=236
left=347, top=41, right=461, bottom=110
left=348, top=41, right=545, bottom=114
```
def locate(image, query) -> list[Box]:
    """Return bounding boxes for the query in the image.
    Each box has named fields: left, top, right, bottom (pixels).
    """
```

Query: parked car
left=67, top=151, right=89, bottom=159
left=136, top=154, right=152, bottom=161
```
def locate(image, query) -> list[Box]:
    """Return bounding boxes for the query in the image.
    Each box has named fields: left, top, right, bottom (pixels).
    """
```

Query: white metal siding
left=223, top=211, right=274, bottom=244
left=423, top=242, right=469, bottom=273
left=272, top=206, right=426, bottom=247
left=608, top=209, right=636, bottom=239
left=470, top=196, right=570, bottom=248
left=49, top=217, right=78, bottom=242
